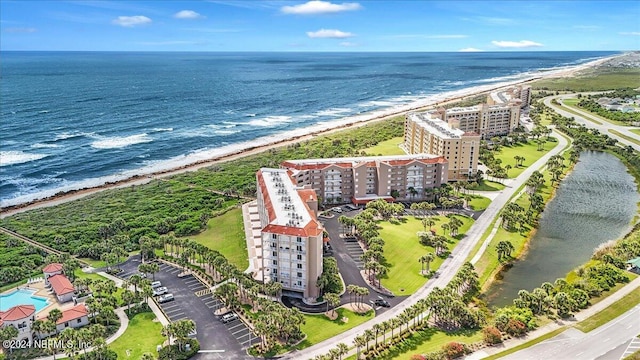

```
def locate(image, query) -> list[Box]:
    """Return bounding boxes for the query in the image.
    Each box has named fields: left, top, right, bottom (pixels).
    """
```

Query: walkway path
left=544, top=95, right=640, bottom=151
left=284, top=131, right=570, bottom=359
left=467, top=276, right=640, bottom=359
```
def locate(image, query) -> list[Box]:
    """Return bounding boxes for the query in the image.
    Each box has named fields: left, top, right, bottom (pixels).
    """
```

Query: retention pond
left=486, top=151, right=639, bottom=307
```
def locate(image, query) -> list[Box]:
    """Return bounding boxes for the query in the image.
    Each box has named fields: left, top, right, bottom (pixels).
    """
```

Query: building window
left=297, top=272, right=303, bottom=278
left=297, top=237, right=302, bottom=242
left=296, top=246, right=303, bottom=252
left=273, top=269, right=277, bottom=274
left=297, top=254, right=302, bottom=260
left=297, top=264, right=303, bottom=269
left=77, top=318, right=82, bottom=323
left=271, top=234, right=277, bottom=239
left=65, top=322, right=69, bottom=327
left=272, top=260, right=278, bottom=265
left=272, top=251, right=277, bottom=257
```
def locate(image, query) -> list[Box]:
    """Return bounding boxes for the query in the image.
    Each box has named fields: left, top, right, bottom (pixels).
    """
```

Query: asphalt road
left=285, top=131, right=570, bottom=359
left=501, top=305, right=640, bottom=360
left=117, top=258, right=254, bottom=360
left=543, top=95, right=640, bottom=152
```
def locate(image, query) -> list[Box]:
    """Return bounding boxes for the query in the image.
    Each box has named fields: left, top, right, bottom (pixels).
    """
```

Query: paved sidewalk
left=467, top=276, right=640, bottom=359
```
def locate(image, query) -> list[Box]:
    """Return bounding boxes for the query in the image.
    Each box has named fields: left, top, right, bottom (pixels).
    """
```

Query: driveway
left=117, top=257, right=254, bottom=360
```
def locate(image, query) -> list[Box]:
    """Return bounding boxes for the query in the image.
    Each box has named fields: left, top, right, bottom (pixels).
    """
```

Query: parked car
left=153, top=286, right=168, bottom=296
left=374, top=299, right=391, bottom=307
left=330, top=207, right=343, bottom=213
left=220, top=313, right=239, bottom=323
left=150, top=281, right=162, bottom=288
left=344, top=204, right=358, bottom=211
left=158, top=294, right=174, bottom=303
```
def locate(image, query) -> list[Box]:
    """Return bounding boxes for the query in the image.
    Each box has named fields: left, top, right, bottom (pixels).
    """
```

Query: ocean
left=0, top=51, right=617, bottom=207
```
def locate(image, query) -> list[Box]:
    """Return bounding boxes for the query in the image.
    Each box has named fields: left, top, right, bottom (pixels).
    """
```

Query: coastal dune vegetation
left=0, top=116, right=403, bottom=282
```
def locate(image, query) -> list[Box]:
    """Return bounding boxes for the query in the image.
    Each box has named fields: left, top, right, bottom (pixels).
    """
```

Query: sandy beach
left=0, top=53, right=620, bottom=219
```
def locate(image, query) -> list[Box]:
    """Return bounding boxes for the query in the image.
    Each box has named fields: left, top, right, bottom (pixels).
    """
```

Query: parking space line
left=171, top=316, right=186, bottom=322
left=161, top=304, right=180, bottom=310
left=232, top=328, right=249, bottom=336
left=227, top=323, right=245, bottom=331
left=168, top=312, right=185, bottom=318
left=164, top=309, right=184, bottom=315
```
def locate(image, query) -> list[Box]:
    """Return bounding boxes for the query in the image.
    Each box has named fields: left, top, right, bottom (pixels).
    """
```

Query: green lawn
left=78, top=258, right=107, bottom=268
left=391, top=328, right=483, bottom=359
left=631, top=129, right=640, bottom=137
left=379, top=215, right=474, bottom=294
left=493, top=139, right=556, bottom=178
left=364, top=137, right=406, bottom=156
left=574, top=286, right=640, bottom=333
left=559, top=99, right=604, bottom=125
left=468, top=180, right=505, bottom=192
left=185, top=208, right=249, bottom=269
left=295, top=308, right=374, bottom=350
left=609, top=129, right=640, bottom=146
left=109, top=311, right=164, bottom=359
left=468, top=195, right=491, bottom=211
left=74, top=268, right=109, bottom=282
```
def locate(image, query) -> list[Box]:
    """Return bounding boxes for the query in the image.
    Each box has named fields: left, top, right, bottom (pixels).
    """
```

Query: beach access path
left=283, top=130, right=569, bottom=359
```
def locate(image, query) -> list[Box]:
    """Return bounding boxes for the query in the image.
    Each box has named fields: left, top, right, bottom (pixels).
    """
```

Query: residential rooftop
left=407, top=112, right=465, bottom=139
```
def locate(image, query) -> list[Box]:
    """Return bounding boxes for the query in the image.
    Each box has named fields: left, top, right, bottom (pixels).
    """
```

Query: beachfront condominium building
left=404, top=112, right=480, bottom=180
left=281, top=154, right=448, bottom=204
left=430, top=103, right=520, bottom=139
left=255, top=168, right=323, bottom=299
left=487, top=85, right=532, bottom=109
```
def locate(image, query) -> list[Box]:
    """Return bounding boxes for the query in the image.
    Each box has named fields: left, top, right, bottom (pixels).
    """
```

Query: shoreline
left=0, top=54, right=619, bottom=218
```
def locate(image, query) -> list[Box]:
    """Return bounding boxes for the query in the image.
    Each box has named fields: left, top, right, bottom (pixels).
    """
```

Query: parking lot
left=117, top=257, right=258, bottom=359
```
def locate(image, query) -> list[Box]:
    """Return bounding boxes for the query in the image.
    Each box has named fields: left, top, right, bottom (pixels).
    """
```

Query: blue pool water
left=0, top=288, right=50, bottom=313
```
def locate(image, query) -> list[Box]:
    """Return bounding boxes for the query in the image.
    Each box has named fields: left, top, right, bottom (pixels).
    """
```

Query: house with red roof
left=35, top=304, right=90, bottom=339
left=47, top=274, right=75, bottom=303
left=0, top=304, right=36, bottom=344
left=43, top=263, right=75, bottom=303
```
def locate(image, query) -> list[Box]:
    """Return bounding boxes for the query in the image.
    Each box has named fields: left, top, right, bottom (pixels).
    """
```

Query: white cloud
left=3, top=27, right=37, bottom=33
left=458, top=47, right=483, bottom=52
left=340, top=41, right=357, bottom=47
left=491, top=40, right=543, bottom=48
left=112, top=15, right=152, bottom=27
left=306, top=29, right=354, bottom=38
left=282, top=1, right=361, bottom=15
left=619, top=32, right=640, bottom=36
left=174, top=10, right=205, bottom=19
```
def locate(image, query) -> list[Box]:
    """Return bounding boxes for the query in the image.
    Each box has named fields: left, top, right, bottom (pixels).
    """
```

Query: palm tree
left=129, top=274, right=142, bottom=294
left=325, top=292, right=340, bottom=317
left=353, top=335, right=366, bottom=360
left=363, top=329, right=375, bottom=354
left=122, top=289, right=135, bottom=312
left=59, top=328, right=78, bottom=358
left=422, top=217, right=436, bottom=232
left=336, top=342, right=349, bottom=360
left=77, top=328, right=93, bottom=357
left=418, top=253, right=435, bottom=274
left=48, top=308, right=63, bottom=335
left=372, top=323, right=383, bottom=349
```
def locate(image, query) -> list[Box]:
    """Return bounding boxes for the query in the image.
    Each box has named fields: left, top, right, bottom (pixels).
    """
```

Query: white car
left=153, top=286, right=168, bottom=296
left=158, top=294, right=174, bottom=303
left=150, top=281, right=162, bottom=288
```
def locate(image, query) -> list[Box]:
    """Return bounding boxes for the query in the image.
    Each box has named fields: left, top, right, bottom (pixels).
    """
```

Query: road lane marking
left=198, top=350, right=225, bottom=353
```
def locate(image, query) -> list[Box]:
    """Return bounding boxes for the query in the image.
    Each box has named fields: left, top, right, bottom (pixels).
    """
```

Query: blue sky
left=1, top=0, right=639, bottom=51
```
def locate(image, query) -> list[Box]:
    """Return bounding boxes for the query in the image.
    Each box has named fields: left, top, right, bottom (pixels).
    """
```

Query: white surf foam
left=91, top=133, right=153, bottom=149
left=315, top=108, right=352, bottom=117
left=214, top=129, right=241, bottom=135
left=247, top=115, right=293, bottom=127
left=0, top=151, right=49, bottom=166
left=152, top=127, right=174, bottom=132
left=31, top=143, right=60, bottom=149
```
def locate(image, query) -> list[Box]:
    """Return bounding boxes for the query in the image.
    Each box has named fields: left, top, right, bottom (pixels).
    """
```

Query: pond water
left=486, top=151, right=639, bottom=307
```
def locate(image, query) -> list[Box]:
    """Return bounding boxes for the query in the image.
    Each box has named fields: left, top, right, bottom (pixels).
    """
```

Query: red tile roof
left=296, top=189, right=317, bottom=202
left=53, top=304, right=88, bottom=325
left=43, top=263, right=64, bottom=273
left=256, top=170, right=276, bottom=223
left=48, top=274, right=75, bottom=295
left=0, top=305, right=35, bottom=321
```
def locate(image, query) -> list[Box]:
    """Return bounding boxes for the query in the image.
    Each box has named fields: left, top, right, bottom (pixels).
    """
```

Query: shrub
left=482, top=326, right=503, bottom=345
left=442, top=342, right=466, bottom=359
left=504, top=319, right=527, bottom=337
left=158, top=338, right=200, bottom=360
left=411, top=355, right=426, bottom=360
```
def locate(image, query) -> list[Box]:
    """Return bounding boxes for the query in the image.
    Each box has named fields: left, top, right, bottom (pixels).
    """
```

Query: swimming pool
left=0, top=289, right=50, bottom=313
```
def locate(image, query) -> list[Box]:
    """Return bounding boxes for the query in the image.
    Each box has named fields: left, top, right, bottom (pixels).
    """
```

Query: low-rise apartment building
left=281, top=154, right=448, bottom=204
left=404, top=112, right=480, bottom=180
left=255, top=168, right=324, bottom=300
